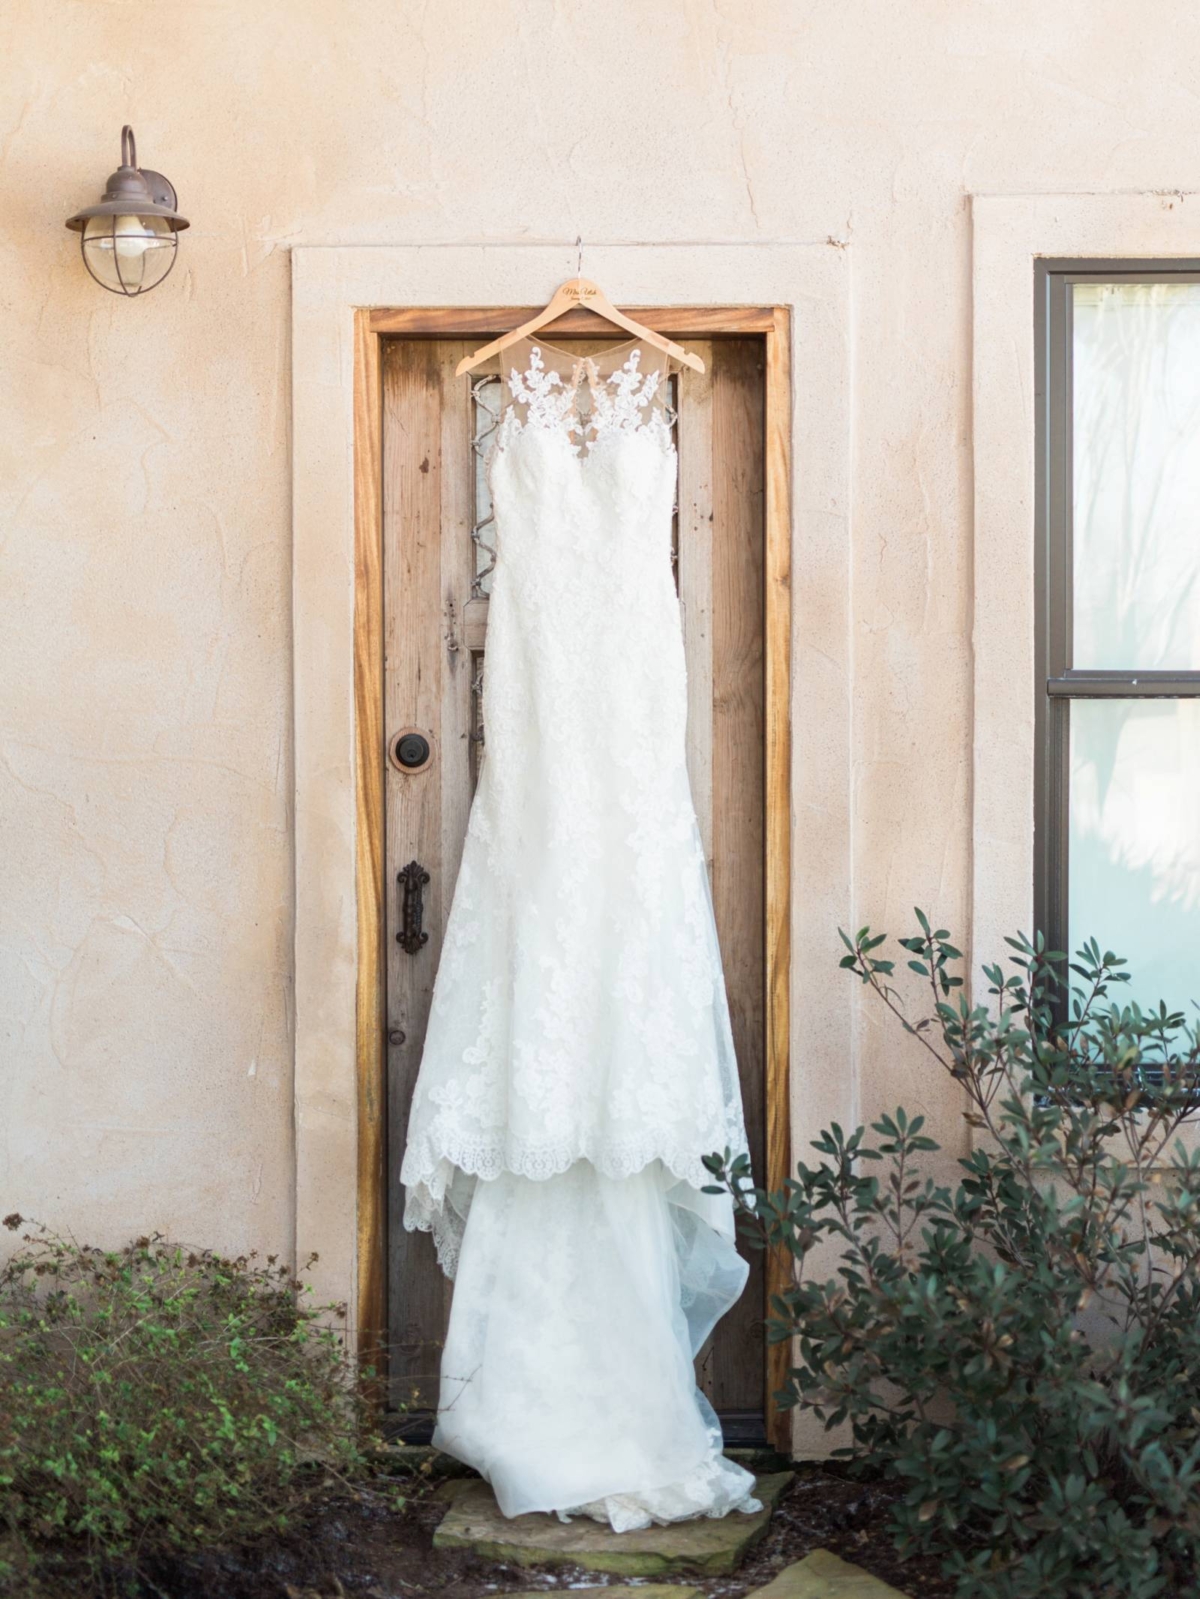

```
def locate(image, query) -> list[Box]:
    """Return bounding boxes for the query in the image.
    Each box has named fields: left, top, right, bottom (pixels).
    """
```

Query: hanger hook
left=575, top=234, right=583, bottom=278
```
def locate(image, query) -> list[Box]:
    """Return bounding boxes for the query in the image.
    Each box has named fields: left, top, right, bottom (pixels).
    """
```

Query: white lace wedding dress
left=400, top=335, right=761, bottom=1531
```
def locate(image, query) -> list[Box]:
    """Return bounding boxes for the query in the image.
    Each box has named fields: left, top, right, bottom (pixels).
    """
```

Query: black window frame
left=1034, top=259, right=1200, bottom=968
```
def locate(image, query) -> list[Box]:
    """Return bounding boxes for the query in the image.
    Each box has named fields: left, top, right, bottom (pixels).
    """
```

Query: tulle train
left=433, top=1159, right=762, bottom=1530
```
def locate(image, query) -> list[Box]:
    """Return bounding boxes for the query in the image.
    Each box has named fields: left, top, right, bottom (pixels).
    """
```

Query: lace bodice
left=494, top=336, right=675, bottom=456
left=401, top=336, right=749, bottom=1273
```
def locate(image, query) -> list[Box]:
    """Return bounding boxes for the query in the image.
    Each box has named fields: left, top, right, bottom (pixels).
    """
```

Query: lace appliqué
left=587, top=348, right=667, bottom=446
left=503, top=344, right=580, bottom=440
left=495, top=344, right=674, bottom=458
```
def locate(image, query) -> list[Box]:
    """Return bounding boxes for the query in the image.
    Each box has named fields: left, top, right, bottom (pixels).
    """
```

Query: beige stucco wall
left=3, top=0, right=1200, bottom=1339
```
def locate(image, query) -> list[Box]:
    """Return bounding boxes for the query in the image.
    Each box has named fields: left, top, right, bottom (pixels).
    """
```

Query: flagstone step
left=508, top=1588, right=702, bottom=1599
left=751, top=1548, right=912, bottom=1598
left=376, top=1442, right=789, bottom=1477
left=432, top=1471, right=793, bottom=1577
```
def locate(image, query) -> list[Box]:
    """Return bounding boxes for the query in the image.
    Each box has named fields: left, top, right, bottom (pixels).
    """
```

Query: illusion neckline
left=521, top=334, right=646, bottom=365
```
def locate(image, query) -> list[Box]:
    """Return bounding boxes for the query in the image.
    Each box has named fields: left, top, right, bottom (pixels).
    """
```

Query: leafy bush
left=0, top=1220, right=376, bottom=1589
left=709, top=917, right=1200, bottom=1599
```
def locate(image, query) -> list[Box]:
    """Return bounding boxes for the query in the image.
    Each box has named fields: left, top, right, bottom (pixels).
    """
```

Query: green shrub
left=0, top=1221, right=375, bottom=1587
left=708, top=916, right=1200, bottom=1599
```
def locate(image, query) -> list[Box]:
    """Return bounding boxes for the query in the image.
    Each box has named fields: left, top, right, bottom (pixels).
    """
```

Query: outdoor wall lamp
left=65, top=126, right=188, bottom=296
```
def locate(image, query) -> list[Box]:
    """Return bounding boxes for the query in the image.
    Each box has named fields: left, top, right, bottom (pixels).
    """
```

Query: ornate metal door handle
left=397, top=860, right=430, bottom=955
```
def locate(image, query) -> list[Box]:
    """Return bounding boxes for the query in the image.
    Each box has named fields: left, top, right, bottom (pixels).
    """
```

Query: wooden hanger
left=455, top=276, right=705, bottom=377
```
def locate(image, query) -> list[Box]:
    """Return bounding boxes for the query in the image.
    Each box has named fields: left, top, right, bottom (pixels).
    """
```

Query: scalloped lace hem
left=401, top=1131, right=746, bottom=1278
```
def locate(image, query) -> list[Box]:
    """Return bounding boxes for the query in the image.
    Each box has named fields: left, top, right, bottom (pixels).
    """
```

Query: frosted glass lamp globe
left=65, top=127, right=188, bottom=298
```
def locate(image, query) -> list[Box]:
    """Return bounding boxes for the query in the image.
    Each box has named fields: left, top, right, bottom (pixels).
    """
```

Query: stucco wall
left=3, top=0, right=1199, bottom=1284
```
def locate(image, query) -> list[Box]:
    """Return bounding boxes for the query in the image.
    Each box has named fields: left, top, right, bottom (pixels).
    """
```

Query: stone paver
left=508, top=1588, right=701, bottom=1599
left=749, top=1548, right=911, bottom=1599
left=432, top=1471, right=793, bottom=1577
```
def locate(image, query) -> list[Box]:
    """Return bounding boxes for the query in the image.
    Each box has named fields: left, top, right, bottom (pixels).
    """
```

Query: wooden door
left=383, top=335, right=767, bottom=1442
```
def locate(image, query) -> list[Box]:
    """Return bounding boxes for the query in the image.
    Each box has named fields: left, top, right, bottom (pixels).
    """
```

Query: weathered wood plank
left=462, top=597, right=489, bottom=650
left=437, top=345, right=476, bottom=1339
left=709, top=338, right=767, bottom=1419
left=369, top=306, right=777, bottom=337
left=763, top=310, right=794, bottom=1449
left=439, top=344, right=475, bottom=925
left=384, top=340, right=448, bottom=1412
left=678, top=342, right=715, bottom=873
left=353, top=313, right=387, bottom=1400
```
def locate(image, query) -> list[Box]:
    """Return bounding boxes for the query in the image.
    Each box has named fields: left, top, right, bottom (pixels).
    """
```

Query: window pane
left=1069, top=697, right=1200, bottom=1019
left=1072, top=282, right=1200, bottom=670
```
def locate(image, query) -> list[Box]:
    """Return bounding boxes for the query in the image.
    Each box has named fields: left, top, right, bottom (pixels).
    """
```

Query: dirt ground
left=114, top=1465, right=954, bottom=1599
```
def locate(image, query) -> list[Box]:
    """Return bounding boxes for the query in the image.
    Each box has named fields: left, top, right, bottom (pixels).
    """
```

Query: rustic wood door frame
left=353, top=303, right=793, bottom=1448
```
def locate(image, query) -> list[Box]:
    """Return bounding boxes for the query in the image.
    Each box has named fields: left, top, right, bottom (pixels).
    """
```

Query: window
left=1037, top=265, right=1200, bottom=1017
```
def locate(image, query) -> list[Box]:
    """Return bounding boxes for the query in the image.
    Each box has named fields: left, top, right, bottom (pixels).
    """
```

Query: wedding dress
left=400, top=334, right=761, bottom=1531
